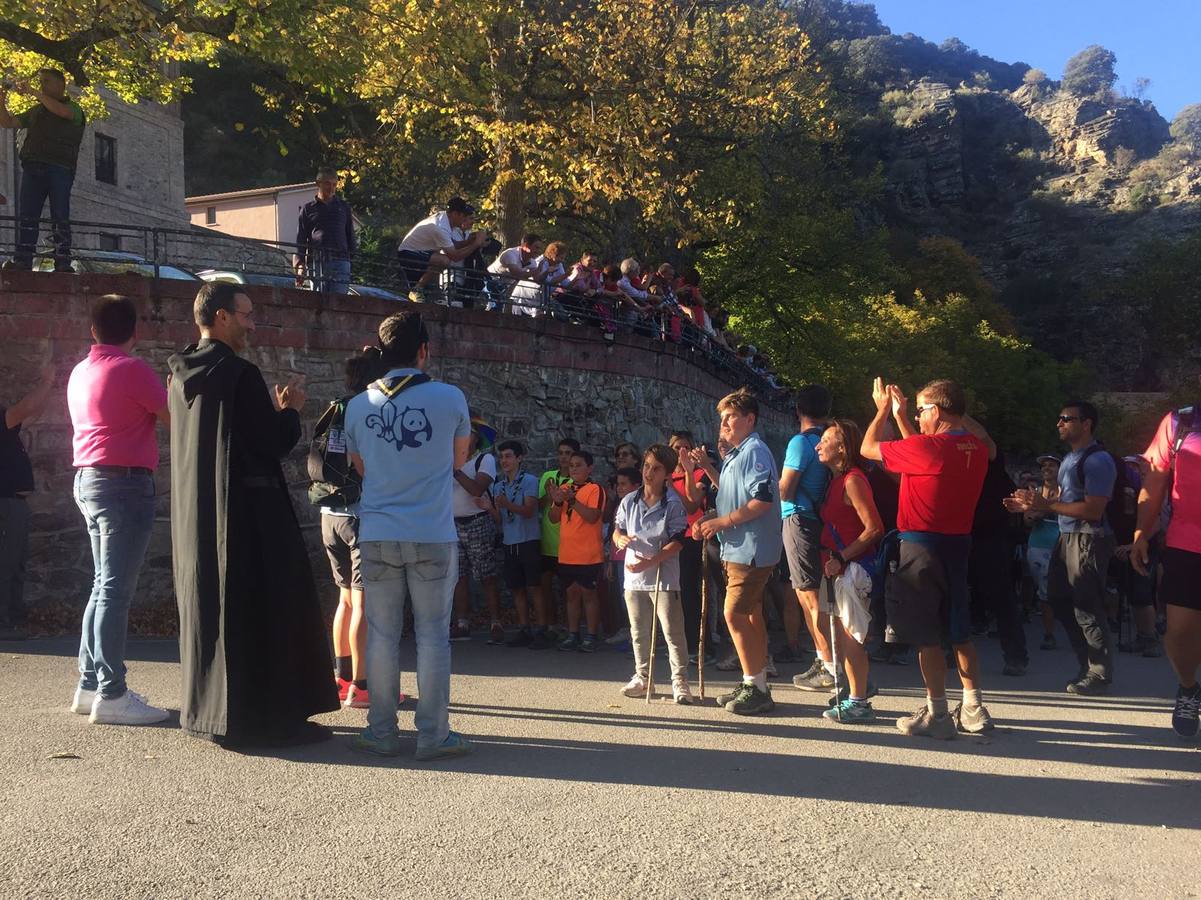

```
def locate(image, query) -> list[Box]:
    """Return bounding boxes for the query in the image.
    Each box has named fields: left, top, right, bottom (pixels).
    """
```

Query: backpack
left=1169, top=405, right=1198, bottom=479
left=308, top=397, right=359, bottom=508
left=1075, top=443, right=1135, bottom=544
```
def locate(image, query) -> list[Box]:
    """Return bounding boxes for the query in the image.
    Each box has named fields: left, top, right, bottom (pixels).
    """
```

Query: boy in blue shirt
left=489, top=440, right=549, bottom=649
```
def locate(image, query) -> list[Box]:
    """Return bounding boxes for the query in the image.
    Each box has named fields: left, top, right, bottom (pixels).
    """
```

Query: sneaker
left=528, top=631, right=551, bottom=650
left=793, top=667, right=836, bottom=692
left=951, top=702, right=995, bottom=733
left=1002, top=660, right=1027, bottom=677
left=415, top=730, right=473, bottom=762
left=345, top=684, right=370, bottom=709
left=89, top=690, right=169, bottom=726
left=822, top=698, right=876, bottom=724
left=1171, top=684, right=1201, bottom=739
left=621, top=675, right=647, bottom=698
left=773, top=645, right=807, bottom=665
left=792, top=657, right=823, bottom=685
left=335, top=677, right=352, bottom=704
left=579, top=636, right=598, bottom=653
left=1039, top=634, right=1057, bottom=651
left=70, top=686, right=97, bottom=715
left=688, top=649, right=718, bottom=667
left=826, top=681, right=878, bottom=707
left=1137, top=634, right=1163, bottom=658
left=450, top=622, right=472, bottom=642
left=716, top=683, right=750, bottom=708
left=715, top=649, right=741, bottom=672
left=605, top=627, right=631, bottom=646
left=727, top=684, right=775, bottom=716
left=352, top=728, right=403, bottom=757
left=1066, top=673, right=1109, bottom=696
left=896, top=705, right=957, bottom=740
left=506, top=628, right=532, bottom=648
left=557, top=634, right=580, bottom=652
left=487, top=623, right=506, bottom=645
left=672, top=679, right=696, bottom=705
left=764, top=655, right=778, bottom=678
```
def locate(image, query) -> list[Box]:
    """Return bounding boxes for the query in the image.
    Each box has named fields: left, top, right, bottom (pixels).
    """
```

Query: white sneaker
left=621, top=675, right=647, bottom=698
left=715, top=649, right=741, bottom=671
left=605, top=627, right=631, bottom=646
left=672, top=679, right=695, bottom=705
left=70, top=686, right=97, bottom=715
left=89, top=690, right=169, bottom=726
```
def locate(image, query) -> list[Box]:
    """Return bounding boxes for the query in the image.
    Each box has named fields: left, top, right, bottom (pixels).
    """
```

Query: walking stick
left=699, top=537, right=709, bottom=700
left=646, top=565, right=663, bottom=705
left=826, top=576, right=842, bottom=722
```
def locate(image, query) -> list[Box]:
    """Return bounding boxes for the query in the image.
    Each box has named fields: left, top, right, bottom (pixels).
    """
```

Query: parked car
left=197, top=269, right=312, bottom=290
left=34, top=251, right=199, bottom=280
left=348, top=284, right=409, bottom=301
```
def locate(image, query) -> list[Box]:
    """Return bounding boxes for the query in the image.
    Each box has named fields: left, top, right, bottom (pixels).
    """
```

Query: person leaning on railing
left=397, top=197, right=489, bottom=303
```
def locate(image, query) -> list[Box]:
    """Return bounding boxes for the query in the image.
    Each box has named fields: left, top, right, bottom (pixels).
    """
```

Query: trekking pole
left=826, top=576, right=842, bottom=722
left=646, top=565, right=663, bottom=705
left=699, top=538, right=709, bottom=700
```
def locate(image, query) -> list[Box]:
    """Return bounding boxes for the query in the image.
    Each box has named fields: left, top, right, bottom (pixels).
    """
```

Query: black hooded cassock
left=167, top=338, right=338, bottom=742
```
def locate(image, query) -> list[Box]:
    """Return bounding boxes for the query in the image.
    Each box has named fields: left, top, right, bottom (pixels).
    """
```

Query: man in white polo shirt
left=397, top=197, right=488, bottom=302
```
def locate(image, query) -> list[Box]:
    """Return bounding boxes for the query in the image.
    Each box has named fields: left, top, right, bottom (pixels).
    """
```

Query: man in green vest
left=0, top=69, right=87, bottom=272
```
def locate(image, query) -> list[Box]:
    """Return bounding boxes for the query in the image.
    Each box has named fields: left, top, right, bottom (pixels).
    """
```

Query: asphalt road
left=1, top=627, right=1197, bottom=899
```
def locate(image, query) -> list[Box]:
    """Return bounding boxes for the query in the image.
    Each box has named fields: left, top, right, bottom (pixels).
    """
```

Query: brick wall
left=0, top=271, right=792, bottom=633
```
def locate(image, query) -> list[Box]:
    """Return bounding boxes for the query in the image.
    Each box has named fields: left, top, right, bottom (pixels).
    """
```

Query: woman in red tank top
left=816, top=419, right=884, bottom=723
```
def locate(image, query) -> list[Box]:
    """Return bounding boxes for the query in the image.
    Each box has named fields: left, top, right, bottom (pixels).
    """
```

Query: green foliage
left=1170, top=103, right=1201, bottom=149
left=1113, top=233, right=1201, bottom=358
left=1061, top=45, right=1117, bottom=97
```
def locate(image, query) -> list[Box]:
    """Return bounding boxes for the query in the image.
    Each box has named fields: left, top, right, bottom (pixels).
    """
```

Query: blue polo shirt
left=780, top=427, right=829, bottom=520
left=615, top=488, right=689, bottom=590
left=715, top=431, right=783, bottom=567
left=1058, top=441, right=1116, bottom=535
left=490, top=470, right=542, bottom=545
left=344, top=368, right=471, bottom=543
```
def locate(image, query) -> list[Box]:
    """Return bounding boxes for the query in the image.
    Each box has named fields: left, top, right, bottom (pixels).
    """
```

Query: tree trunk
left=493, top=143, right=526, bottom=248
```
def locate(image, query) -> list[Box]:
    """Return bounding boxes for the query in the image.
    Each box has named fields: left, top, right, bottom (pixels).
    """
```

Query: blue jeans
left=312, top=255, right=351, bottom=294
left=361, top=541, right=457, bottom=752
left=73, top=469, right=156, bottom=698
left=17, top=161, right=74, bottom=265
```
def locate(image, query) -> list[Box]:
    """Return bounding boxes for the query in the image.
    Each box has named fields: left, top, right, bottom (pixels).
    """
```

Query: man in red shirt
left=861, top=377, right=994, bottom=740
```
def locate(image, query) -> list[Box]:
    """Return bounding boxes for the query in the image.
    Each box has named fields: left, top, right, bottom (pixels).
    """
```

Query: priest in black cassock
left=168, top=282, right=339, bottom=747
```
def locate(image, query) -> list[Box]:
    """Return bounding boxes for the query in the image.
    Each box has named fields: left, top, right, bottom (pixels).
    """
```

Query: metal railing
left=0, top=214, right=788, bottom=406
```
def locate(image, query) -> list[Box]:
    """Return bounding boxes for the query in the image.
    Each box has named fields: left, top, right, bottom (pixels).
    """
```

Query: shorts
left=321, top=511, right=362, bottom=590
left=558, top=563, right=602, bottom=590
left=885, top=536, right=972, bottom=647
left=397, top=248, right=433, bottom=284
left=542, top=554, right=559, bottom=574
left=1159, top=546, right=1201, bottom=611
left=455, top=512, right=498, bottom=582
left=723, top=561, right=774, bottom=615
left=782, top=514, right=823, bottom=591
left=503, top=540, right=543, bottom=590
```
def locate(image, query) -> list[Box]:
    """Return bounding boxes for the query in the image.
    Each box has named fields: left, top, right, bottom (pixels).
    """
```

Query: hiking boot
left=415, top=730, right=472, bottom=762
left=1171, top=684, right=1200, bottom=739
left=1002, top=659, right=1027, bottom=677
left=716, top=683, right=750, bottom=708
left=951, top=702, right=995, bottom=733
left=896, top=705, right=957, bottom=740
left=528, top=631, right=551, bottom=650
left=822, top=698, right=875, bottom=724
left=1039, top=633, right=1057, bottom=651
left=557, top=633, right=580, bottom=651
left=621, top=675, right=647, bottom=698
left=672, top=679, right=696, bottom=705
left=826, top=681, right=878, bottom=707
left=715, top=649, right=741, bottom=671
left=793, top=666, right=835, bottom=692
left=1067, top=673, right=1109, bottom=696
left=578, top=636, right=598, bottom=653
left=727, top=684, right=775, bottom=716
left=487, top=623, right=506, bottom=645
left=505, top=628, right=531, bottom=648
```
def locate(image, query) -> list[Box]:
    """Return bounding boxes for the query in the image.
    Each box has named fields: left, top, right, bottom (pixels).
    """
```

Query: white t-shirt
left=510, top=256, right=559, bottom=316
left=488, top=247, right=531, bottom=276
left=449, top=225, right=470, bottom=268
left=451, top=451, right=497, bottom=518
left=400, top=211, right=455, bottom=253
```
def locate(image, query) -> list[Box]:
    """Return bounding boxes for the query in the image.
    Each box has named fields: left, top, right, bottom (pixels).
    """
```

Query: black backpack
left=1075, top=443, right=1135, bottom=544
left=308, top=396, right=360, bottom=509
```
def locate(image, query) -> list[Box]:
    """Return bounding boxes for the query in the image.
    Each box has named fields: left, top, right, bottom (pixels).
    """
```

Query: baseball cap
left=1035, top=454, right=1061, bottom=465
left=447, top=196, right=476, bottom=215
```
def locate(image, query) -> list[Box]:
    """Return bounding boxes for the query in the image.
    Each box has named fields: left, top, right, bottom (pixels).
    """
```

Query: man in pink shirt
left=66, top=294, right=169, bottom=726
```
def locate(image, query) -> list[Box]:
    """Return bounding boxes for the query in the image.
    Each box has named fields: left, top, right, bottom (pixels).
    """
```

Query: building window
left=99, top=233, right=121, bottom=252
left=205, top=206, right=217, bottom=225
left=95, top=134, right=117, bottom=185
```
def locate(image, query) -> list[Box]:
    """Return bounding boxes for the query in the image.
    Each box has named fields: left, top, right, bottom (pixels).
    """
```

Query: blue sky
left=859, top=0, right=1199, bottom=120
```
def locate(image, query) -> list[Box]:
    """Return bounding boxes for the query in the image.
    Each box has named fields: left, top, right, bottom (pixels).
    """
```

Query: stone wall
left=0, top=271, right=792, bottom=633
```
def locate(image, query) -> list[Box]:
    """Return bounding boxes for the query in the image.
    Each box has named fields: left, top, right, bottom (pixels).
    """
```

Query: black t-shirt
left=972, top=451, right=1015, bottom=538
left=0, top=408, right=35, bottom=496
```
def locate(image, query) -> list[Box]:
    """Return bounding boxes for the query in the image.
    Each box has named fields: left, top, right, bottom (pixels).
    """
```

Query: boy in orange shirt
left=548, top=450, right=607, bottom=651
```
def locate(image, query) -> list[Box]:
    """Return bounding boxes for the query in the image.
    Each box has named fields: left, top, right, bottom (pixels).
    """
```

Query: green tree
left=1061, top=45, right=1117, bottom=97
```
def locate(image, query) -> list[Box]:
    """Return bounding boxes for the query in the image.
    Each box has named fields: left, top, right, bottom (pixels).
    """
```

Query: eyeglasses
left=913, top=403, right=938, bottom=422
left=1056, top=415, right=1081, bottom=424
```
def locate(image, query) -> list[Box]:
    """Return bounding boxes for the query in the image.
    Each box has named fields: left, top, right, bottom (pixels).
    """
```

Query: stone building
left=0, top=87, right=188, bottom=252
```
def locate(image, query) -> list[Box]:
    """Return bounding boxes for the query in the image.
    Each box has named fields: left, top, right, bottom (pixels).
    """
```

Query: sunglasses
left=913, top=403, right=938, bottom=422
left=1056, top=415, right=1081, bottom=424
